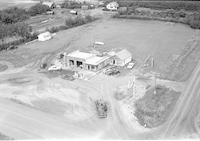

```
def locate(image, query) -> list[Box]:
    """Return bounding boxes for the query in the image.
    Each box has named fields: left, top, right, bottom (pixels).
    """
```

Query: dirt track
left=158, top=59, right=200, bottom=139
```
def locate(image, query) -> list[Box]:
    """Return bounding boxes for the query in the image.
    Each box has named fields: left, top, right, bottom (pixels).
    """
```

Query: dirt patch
left=41, top=69, right=74, bottom=79
left=0, top=64, right=8, bottom=72
left=0, top=132, right=12, bottom=140
left=32, top=98, right=69, bottom=115
left=134, top=85, right=180, bottom=128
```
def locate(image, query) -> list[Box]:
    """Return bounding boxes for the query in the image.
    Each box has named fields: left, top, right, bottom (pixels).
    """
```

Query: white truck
left=70, top=10, right=78, bottom=15
left=48, top=65, right=62, bottom=71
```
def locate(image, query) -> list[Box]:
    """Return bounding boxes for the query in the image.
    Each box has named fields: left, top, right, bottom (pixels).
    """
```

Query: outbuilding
left=42, top=1, right=56, bottom=9
left=106, top=1, right=119, bottom=11
left=113, top=49, right=132, bottom=66
left=38, top=31, right=52, bottom=41
left=65, top=50, right=113, bottom=71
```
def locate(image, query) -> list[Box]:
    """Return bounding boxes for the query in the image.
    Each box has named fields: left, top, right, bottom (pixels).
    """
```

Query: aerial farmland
left=0, top=0, right=200, bottom=140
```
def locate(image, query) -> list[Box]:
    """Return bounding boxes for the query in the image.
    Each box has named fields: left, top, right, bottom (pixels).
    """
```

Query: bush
left=61, top=0, right=82, bottom=9
left=65, top=15, right=95, bottom=27
left=28, top=3, right=50, bottom=16
left=134, top=85, right=180, bottom=128
left=0, top=7, right=29, bottom=24
left=118, top=1, right=200, bottom=11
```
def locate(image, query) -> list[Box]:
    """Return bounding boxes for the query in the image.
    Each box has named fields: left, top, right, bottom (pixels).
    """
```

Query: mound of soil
left=134, top=85, right=180, bottom=128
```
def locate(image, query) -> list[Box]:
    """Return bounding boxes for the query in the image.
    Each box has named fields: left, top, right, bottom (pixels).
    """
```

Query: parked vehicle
left=61, top=74, right=75, bottom=81
left=106, top=69, right=120, bottom=76
left=127, top=60, right=136, bottom=69
left=48, top=65, right=62, bottom=71
left=40, top=63, right=48, bottom=69
left=104, top=67, right=120, bottom=76
left=70, top=10, right=78, bottom=15
left=95, top=99, right=108, bottom=118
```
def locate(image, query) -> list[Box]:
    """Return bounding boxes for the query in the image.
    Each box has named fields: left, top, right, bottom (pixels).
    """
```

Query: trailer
left=95, top=99, right=108, bottom=118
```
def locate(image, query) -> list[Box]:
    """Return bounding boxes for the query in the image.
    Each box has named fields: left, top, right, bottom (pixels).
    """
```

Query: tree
left=28, top=3, right=50, bottom=16
left=0, top=7, right=29, bottom=24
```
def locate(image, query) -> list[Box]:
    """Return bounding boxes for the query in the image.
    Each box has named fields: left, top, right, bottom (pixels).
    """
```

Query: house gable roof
left=115, top=49, right=132, bottom=60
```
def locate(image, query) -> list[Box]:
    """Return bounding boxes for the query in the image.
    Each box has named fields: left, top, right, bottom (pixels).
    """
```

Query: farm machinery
left=95, top=99, right=108, bottom=118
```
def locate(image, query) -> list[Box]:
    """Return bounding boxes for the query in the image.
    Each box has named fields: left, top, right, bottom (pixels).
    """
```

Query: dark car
left=61, top=74, right=75, bottom=81
left=105, top=68, right=120, bottom=76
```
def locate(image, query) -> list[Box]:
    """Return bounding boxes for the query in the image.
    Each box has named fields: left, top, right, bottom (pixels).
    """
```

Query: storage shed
left=113, top=49, right=132, bottom=66
left=38, top=32, right=52, bottom=41
left=106, top=1, right=119, bottom=11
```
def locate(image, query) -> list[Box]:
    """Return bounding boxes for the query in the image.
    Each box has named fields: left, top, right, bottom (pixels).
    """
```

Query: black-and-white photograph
left=0, top=0, right=200, bottom=140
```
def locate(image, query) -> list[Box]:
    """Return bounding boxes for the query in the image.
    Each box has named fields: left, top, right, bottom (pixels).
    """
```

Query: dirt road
left=158, top=60, right=200, bottom=139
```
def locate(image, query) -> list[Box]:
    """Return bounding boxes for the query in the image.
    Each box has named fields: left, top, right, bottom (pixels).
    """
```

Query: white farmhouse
left=38, top=31, right=52, bottom=41
left=106, top=1, right=119, bottom=11
left=42, top=1, right=55, bottom=9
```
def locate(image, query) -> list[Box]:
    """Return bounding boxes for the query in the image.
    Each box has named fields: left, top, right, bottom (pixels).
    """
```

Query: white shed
left=38, top=32, right=52, bottom=41
left=106, top=1, right=119, bottom=11
left=42, top=2, right=55, bottom=9
left=113, top=49, right=132, bottom=66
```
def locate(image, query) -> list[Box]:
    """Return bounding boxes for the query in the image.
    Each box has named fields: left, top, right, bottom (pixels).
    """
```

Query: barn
left=65, top=50, right=113, bottom=71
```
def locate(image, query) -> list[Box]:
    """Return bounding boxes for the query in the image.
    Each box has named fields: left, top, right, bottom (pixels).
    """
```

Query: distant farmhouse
left=65, top=49, right=132, bottom=71
left=106, top=1, right=119, bottom=11
left=42, top=1, right=56, bottom=9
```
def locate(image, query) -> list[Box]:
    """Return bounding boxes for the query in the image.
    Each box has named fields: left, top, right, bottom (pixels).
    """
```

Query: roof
left=115, top=49, right=132, bottom=60
left=67, top=50, right=95, bottom=60
left=42, top=1, right=54, bottom=7
left=85, top=56, right=110, bottom=65
left=107, top=1, right=119, bottom=6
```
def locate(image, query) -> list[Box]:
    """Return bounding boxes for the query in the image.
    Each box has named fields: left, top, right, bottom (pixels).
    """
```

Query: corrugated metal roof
left=85, top=56, right=110, bottom=65
left=67, top=50, right=95, bottom=60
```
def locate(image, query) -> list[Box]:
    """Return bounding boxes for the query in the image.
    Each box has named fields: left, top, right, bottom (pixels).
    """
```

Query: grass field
left=0, top=0, right=39, bottom=9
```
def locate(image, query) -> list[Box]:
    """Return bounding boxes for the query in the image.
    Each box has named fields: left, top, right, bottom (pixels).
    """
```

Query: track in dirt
left=159, top=61, right=200, bottom=139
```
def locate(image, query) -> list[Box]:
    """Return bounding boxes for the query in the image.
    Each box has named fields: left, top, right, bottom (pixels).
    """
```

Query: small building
left=81, top=5, right=89, bottom=10
left=38, top=31, right=52, bottom=41
left=118, top=7, right=128, bottom=14
left=65, top=50, right=113, bottom=71
left=42, top=1, right=56, bottom=9
left=106, top=1, right=119, bottom=11
left=112, top=49, right=132, bottom=66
